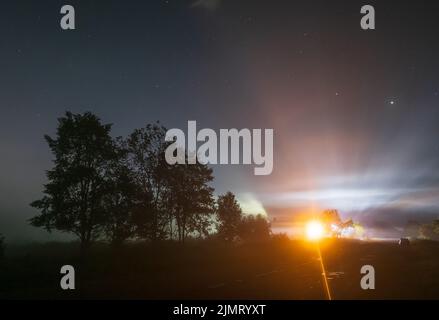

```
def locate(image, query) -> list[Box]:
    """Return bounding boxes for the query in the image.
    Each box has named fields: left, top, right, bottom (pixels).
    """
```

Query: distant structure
left=320, top=210, right=363, bottom=238
left=399, top=238, right=410, bottom=247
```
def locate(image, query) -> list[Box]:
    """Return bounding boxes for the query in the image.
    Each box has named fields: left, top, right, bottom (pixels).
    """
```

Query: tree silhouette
left=126, top=123, right=171, bottom=241
left=30, top=112, right=118, bottom=252
left=0, top=233, right=4, bottom=261
left=419, top=220, right=439, bottom=240
left=29, top=112, right=273, bottom=248
left=217, top=192, right=243, bottom=242
left=404, top=220, right=420, bottom=238
left=167, top=159, right=215, bottom=243
left=238, top=214, right=271, bottom=242
left=321, top=209, right=342, bottom=226
left=102, top=139, right=144, bottom=247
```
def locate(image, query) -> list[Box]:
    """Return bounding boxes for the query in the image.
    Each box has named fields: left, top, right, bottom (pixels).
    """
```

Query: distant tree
left=404, top=220, right=421, bottom=239
left=320, top=209, right=343, bottom=237
left=216, top=192, right=243, bottom=242
left=433, top=220, right=439, bottom=235
left=419, top=224, right=434, bottom=239
left=167, top=160, right=215, bottom=243
left=126, top=123, right=171, bottom=241
left=321, top=209, right=342, bottom=225
left=272, top=233, right=290, bottom=244
left=419, top=220, right=439, bottom=240
left=0, top=233, right=5, bottom=261
left=30, top=112, right=118, bottom=252
left=238, top=214, right=271, bottom=242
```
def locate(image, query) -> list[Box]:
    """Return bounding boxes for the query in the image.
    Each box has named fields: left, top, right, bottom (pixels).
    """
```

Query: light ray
left=316, top=244, right=332, bottom=300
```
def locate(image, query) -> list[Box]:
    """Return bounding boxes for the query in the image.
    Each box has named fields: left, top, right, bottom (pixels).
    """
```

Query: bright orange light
left=305, top=220, right=325, bottom=241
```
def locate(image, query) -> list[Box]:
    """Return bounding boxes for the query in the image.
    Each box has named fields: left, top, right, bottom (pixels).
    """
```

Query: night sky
left=1, top=0, right=439, bottom=241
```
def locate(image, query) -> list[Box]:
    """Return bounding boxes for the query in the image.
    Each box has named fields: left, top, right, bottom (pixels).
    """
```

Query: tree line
left=404, top=220, right=439, bottom=240
left=30, top=112, right=271, bottom=252
left=0, top=233, right=4, bottom=261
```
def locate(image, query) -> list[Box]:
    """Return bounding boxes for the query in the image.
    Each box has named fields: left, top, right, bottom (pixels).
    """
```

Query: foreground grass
left=1, top=238, right=439, bottom=299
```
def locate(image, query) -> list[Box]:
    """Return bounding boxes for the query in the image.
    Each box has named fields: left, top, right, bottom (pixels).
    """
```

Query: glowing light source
left=305, top=220, right=325, bottom=241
